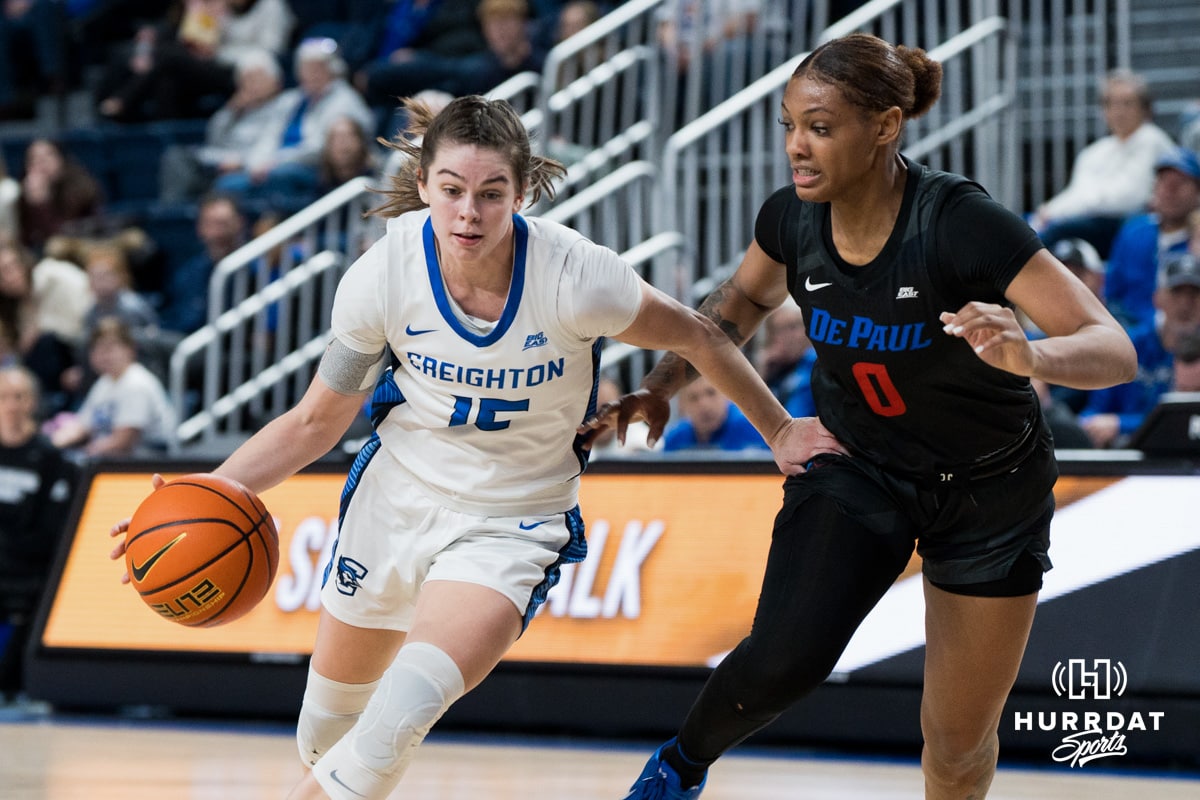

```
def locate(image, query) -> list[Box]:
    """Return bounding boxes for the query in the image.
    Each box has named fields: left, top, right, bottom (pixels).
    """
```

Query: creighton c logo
left=1052, top=658, right=1128, bottom=700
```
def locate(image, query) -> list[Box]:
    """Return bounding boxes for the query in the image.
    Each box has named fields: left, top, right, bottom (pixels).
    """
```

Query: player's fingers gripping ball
left=125, top=473, right=279, bottom=627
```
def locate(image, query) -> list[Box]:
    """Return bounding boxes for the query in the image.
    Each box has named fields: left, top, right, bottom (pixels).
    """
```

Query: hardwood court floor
left=2, top=714, right=1198, bottom=799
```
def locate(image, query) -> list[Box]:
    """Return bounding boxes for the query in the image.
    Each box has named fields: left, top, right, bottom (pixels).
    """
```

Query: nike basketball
left=125, top=473, right=279, bottom=628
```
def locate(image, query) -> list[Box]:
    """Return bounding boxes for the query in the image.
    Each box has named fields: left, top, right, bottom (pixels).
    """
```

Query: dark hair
left=372, top=95, right=567, bottom=218
left=792, top=32, right=942, bottom=121
left=89, top=315, right=136, bottom=351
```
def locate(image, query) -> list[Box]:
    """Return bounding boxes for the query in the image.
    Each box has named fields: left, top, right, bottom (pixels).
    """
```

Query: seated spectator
left=588, top=374, right=658, bottom=458
left=17, top=139, right=105, bottom=254
left=0, top=159, right=19, bottom=243
left=0, top=241, right=79, bottom=415
left=49, top=317, right=175, bottom=458
left=212, top=37, right=374, bottom=208
left=1051, top=237, right=1105, bottom=301
left=158, top=48, right=290, bottom=203
left=78, top=241, right=160, bottom=347
left=1079, top=251, right=1200, bottom=447
left=352, top=0, right=484, bottom=101
left=363, top=0, right=544, bottom=115
left=318, top=116, right=380, bottom=192
left=1031, top=69, right=1176, bottom=259
left=95, top=0, right=295, bottom=122
left=662, top=374, right=768, bottom=453
left=0, top=364, right=78, bottom=701
left=757, top=300, right=816, bottom=418
left=1104, top=146, right=1200, bottom=333
left=30, top=240, right=94, bottom=352
left=160, top=193, right=247, bottom=335
left=656, top=0, right=763, bottom=124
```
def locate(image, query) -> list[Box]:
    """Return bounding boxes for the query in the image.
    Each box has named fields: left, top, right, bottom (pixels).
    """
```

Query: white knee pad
left=296, top=665, right=380, bottom=767
left=312, top=642, right=465, bottom=800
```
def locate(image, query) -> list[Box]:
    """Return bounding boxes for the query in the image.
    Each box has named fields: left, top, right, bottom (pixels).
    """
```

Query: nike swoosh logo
left=805, top=277, right=833, bottom=291
left=329, top=770, right=367, bottom=797
left=129, top=532, right=188, bottom=582
left=519, top=520, right=550, bottom=530
left=405, top=324, right=437, bottom=335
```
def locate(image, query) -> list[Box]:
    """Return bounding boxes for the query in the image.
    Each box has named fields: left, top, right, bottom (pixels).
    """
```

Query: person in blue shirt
left=1080, top=251, right=1200, bottom=446
left=662, top=375, right=768, bottom=452
left=1103, top=146, right=1200, bottom=334
left=757, top=301, right=816, bottom=418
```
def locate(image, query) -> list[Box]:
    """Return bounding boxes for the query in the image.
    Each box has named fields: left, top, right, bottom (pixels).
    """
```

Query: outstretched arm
left=641, top=239, right=793, bottom=399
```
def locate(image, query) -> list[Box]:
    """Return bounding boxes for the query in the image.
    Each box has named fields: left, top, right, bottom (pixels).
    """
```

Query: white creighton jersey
left=331, top=211, right=643, bottom=516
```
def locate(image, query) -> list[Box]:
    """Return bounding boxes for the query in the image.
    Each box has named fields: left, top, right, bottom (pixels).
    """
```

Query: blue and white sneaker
left=621, top=739, right=706, bottom=799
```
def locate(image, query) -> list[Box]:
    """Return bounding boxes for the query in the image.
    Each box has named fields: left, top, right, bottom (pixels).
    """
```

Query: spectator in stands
left=0, top=241, right=79, bottom=416
left=656, top=0, right=763, bottom=123
left=1030, top=69, right=1176, bottom=259
left=1104, top=146, right=1200, bottom=334
left=1051, top=237, right=1105, bottom=301
left=160, top=193, right=247, bottom=335
left=662, top=374, right=768, bottom=453
left=0, top=364, right=78, bottom=702
left=556, top=0, right=600, bottom=49
left=49, top=317, right=175, bottom=458
left=211, top=37, right=374, bottom=208
left=17, top=139, right=105, bottom=254
left=0, top=159, right=18, bottom=244
left=317, top=116, right=380, bottom=193
left=1171, top=326, right=1200, bottom=393
left=30, top=238, right=93, bottom=354
left=1079, top=251, right=1200, bottom=447
left=95, top=0, right=295, bottom=122
left=0, top=0, right=67, bottom=121
left=158, top=48, right=290, bottom=204
left=362, top=0, right=544, bottom=114
left=353, top=0, right=484, bottom=101
left=78, top=242, right=160, bottom=345
left=756, top=300, right=815, bottom=418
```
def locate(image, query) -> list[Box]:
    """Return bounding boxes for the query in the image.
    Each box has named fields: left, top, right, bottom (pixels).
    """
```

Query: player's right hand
left=109, top=473, right=166, bottom=583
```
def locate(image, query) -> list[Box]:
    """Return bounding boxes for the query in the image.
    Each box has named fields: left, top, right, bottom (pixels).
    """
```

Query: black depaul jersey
left=755, top=158, right=1046, bottom=476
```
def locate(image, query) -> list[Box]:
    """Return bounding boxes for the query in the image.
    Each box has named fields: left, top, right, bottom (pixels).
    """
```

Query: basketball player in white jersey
left=111, top=95, right=839, bottom=800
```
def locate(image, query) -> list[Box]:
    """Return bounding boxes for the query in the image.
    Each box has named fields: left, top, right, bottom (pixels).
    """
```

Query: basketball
left=125, top=473, right=279, bottom=628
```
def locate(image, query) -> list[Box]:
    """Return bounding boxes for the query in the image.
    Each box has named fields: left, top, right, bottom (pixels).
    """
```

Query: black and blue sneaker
left=621, top=739, right=706, bottom=799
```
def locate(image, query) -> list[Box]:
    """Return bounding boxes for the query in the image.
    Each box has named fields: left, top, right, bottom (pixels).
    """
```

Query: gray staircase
left=1129, top=0, right=1200, bottom=141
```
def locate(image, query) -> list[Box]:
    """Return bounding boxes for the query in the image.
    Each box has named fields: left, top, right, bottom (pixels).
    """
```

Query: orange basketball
left=125, top=473, right=279, bottom=628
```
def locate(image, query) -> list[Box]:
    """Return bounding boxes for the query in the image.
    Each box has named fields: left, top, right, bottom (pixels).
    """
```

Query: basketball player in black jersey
left=591, top=33, right=1137, bottom=800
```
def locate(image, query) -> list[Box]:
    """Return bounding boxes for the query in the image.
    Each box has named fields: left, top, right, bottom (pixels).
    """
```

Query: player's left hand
left=577, top=388, right=671, bottom=449
left=767, top=416, right=849, bottom=475
left=940, top=303, right=1035, bottom=376
left=109, top=473, right=167, bottom=583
